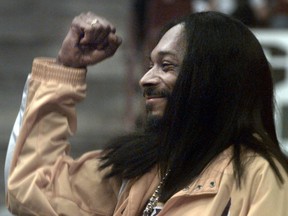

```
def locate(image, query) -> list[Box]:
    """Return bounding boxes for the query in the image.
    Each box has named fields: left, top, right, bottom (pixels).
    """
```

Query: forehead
left=151, top=24, right=186, bottom=60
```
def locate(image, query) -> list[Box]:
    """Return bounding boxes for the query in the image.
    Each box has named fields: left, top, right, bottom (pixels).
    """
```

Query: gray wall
left=0, top=0, right=135, bottom=211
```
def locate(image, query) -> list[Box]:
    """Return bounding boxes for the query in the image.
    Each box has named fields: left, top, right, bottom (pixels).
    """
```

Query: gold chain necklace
left=142, top=171, right=169, bottom=216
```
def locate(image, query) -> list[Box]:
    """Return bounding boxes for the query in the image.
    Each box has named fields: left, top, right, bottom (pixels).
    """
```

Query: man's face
left=139, top=24, right=186, bottom=118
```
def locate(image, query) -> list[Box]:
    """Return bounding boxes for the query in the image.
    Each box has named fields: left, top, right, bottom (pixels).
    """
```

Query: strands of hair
left=99, top=11, right=288, bottom=202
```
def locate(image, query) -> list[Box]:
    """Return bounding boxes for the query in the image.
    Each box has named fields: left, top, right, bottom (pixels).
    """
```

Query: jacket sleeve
left=6, top=58, right=121, bottom=216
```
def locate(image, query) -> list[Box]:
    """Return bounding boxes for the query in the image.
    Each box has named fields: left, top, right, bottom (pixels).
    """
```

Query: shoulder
left=221, top=147, right=288, bottom=185
left=219, top=148, right=288, bottom=198
left=243, top=152, right=288, bottom=184
left=229, top=151, right=288, bottom=203
left=229, top=152, right=288, bottom=215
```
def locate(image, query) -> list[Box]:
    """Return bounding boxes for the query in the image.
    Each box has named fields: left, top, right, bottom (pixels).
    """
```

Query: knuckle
left=104, top=25, right=112, bottom=32
left=72, top=16, right=79, bottom=25
left=79, top=12, right=85, bottom=17
left=86, top=11, right=94, bottom=16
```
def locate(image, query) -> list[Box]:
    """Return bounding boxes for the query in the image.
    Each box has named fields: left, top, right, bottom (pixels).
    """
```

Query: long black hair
left=100, top=11, right=288, bottom=202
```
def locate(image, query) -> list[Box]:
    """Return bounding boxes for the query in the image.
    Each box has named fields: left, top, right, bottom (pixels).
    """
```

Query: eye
left=162, top=62, right=178, bottom=72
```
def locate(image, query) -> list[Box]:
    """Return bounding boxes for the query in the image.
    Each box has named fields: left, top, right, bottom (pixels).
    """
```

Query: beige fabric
left=6, top=58, right=288, bottom=216
left=7, top=58, right=121, bottom=216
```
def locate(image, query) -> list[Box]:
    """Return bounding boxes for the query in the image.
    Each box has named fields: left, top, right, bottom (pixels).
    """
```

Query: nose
left=139, top=69, right=160, bottom=88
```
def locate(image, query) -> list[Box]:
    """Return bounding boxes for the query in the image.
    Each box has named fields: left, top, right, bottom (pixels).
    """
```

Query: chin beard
left=145, top=115, right=163, bottom=133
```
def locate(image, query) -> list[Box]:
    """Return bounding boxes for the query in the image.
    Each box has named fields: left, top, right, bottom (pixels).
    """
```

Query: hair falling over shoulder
left=100, top=11, right=288, bottom=202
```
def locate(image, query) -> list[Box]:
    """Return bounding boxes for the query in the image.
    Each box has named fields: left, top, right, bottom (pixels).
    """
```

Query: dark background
left=0, top=1, right=139, bottom=214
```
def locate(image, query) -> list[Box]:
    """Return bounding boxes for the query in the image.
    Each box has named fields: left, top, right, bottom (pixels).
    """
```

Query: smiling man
left=5, top=11, right=288, bottom=216
left=140, top=23, right=185, bottom=119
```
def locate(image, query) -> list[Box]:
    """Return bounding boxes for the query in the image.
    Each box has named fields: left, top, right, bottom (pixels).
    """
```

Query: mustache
left=143, top=87, right=171, bottom=98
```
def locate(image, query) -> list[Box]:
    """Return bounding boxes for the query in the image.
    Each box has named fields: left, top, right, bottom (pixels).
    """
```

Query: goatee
left=145, top=115, right=163, bottom=134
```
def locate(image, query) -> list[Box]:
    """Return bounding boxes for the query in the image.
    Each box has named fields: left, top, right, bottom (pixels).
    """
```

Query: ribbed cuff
left=31, top=57, right=87, bottom=85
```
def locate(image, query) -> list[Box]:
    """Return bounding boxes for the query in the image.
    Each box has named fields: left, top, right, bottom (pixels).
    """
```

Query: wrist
left=31, top=57, right=87, bottom=85
left=56, top=54, right=87, bottom=69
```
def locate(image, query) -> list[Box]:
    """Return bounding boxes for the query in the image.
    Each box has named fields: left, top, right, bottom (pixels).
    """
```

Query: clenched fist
left=57, top=12, right=122, bottom=68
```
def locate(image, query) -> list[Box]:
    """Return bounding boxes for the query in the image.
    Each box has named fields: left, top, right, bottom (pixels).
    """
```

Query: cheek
left=165, top=75, right=178, bottom=91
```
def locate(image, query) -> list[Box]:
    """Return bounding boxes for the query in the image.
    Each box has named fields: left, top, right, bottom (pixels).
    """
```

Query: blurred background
left=0, top=0, right=287, bottom=215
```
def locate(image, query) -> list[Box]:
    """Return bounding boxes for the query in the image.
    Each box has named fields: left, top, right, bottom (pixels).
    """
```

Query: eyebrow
left=149, top=51, right=178, bottom=61
left=158, top=51, right=177, bottom=57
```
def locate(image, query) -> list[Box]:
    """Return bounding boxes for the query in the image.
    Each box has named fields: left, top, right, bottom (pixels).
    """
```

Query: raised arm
left=6, top=12, right=122, bottom=216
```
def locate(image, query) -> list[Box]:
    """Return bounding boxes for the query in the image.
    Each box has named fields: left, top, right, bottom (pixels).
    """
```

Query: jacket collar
left=115, top=147, right=233, bottom=215
left=173, top=147, right=233, bottom=197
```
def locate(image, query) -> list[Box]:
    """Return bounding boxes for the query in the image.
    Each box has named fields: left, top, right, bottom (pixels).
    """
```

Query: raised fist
left=57, top=12, right=122, bottom=68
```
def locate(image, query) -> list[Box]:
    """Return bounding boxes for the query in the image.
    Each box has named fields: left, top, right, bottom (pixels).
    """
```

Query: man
left=5, top=11, right=288, bottom=215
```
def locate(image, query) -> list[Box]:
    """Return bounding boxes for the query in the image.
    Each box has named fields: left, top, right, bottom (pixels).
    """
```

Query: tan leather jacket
left=6, top=58, right=288, bottom=216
